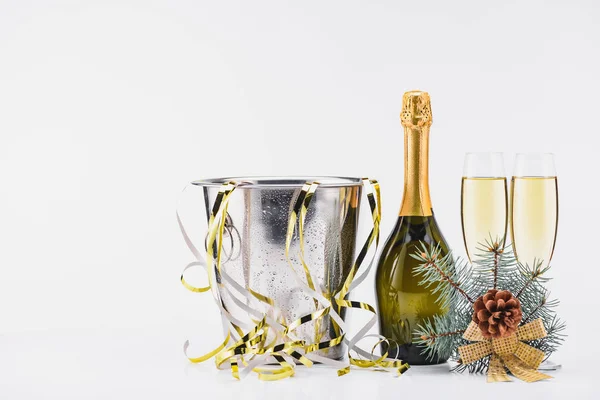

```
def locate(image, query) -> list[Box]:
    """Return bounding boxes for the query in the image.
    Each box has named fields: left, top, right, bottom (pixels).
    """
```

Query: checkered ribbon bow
left=458, top=318, right=553, bottom=383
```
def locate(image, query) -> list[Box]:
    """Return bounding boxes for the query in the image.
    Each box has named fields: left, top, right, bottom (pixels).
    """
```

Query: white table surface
left=1, top=328, right=596, bottom=400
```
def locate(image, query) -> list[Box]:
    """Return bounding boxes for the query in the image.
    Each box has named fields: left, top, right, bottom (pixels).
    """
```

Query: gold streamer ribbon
left=458, top=319, right=552, bottom=383
left=284, top=179, right=409, bottom=376
left=178, top=178, right=409, bottom=380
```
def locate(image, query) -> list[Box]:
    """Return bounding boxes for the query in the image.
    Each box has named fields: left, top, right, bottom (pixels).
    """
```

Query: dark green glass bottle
left=375, top=91, right=450, bottom=365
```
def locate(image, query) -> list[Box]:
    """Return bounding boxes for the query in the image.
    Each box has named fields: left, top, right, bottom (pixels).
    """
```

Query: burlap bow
left=458, top=318, right=552, bottom=383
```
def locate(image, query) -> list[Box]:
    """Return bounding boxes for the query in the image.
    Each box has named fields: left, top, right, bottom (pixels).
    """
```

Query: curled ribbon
left=178, top=179, right=409, bottom=380
left=285, top=180, right=408, bottom=376
left=458, top=318, right=552, bottom=383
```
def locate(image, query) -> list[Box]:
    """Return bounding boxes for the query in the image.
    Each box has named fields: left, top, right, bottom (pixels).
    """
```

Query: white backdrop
left=1, top=0, right=599, bottom=398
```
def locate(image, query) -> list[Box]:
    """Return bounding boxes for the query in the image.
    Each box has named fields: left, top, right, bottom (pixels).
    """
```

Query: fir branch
left=525, top=316, right=566, bottom=359
left=482, top=235, right=505, bottom=289
left=412, top=243, right=475, bottom=304
left=522, top=297, right=547, bottom=324
left=414, top=308, right=471, bottom=362
left=452, top=356, right=490, bottom=374
left=420, top=330, right=465, bottom=342
left=473, top=240, right=517, bottom=293
left=493, top=247, right=500, bottom=289
left=515, top=259, right=551, bottom=298
left=430, top=260, right=474, bottom=304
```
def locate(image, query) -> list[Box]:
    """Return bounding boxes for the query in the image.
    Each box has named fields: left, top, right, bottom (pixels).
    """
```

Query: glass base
left=539, top=359, right=562, bottom=371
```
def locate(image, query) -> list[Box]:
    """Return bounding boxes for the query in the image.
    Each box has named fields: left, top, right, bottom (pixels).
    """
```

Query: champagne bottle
left=375, top=90, right=449, bottom=365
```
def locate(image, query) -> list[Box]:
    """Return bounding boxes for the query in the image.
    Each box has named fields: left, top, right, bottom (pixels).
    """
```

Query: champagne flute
left=510, top=153, right=558, bottom=268
left=461, top=152, right=508, bottom=263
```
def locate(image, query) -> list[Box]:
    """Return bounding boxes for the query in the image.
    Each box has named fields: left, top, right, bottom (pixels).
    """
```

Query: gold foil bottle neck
left=399, top=90, right=433, bottom=217
left=400, top=90, right=432, bottom=128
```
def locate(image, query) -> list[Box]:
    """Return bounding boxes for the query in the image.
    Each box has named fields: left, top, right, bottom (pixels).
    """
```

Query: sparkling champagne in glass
left=461, top=153, right=508, bottom=262
left=511, top=153, right=558, bottom=268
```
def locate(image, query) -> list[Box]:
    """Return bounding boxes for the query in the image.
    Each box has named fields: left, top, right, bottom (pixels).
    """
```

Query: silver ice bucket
left=184, top=176, right=370, bottom=360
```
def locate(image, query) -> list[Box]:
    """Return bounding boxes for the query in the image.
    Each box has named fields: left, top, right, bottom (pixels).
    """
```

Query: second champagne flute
left=511, top=153, right=559, bottom=268
left=461, top=152, right=508, bottom=262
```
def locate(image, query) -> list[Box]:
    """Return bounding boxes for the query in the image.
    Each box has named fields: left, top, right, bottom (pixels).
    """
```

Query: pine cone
left=472, top=289, right=522, bottom=339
